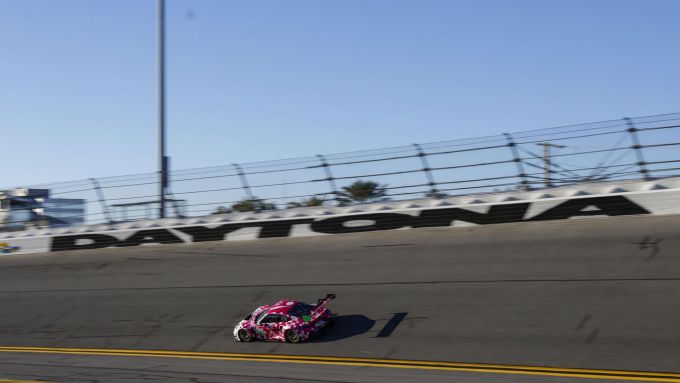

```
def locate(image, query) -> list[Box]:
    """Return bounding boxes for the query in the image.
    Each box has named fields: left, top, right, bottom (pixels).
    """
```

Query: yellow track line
left=0, top=346, right=679, bottom=382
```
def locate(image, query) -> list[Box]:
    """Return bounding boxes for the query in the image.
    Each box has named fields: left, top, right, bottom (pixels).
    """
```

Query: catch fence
left=2, top=112, right=680, bottom=229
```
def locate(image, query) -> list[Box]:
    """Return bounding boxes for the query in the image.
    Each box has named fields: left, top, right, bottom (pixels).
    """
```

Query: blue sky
left=2, top=0, right=679, bottom=187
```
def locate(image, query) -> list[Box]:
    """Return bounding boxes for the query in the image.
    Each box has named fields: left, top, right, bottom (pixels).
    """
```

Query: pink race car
left=233, top=294, right=336, bottom=343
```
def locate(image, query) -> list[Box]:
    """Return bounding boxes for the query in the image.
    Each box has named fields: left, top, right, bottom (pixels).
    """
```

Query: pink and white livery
left=233, top=294, right=336, bottom=343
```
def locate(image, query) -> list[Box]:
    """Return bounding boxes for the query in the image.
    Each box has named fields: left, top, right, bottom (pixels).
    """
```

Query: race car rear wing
left=317, top=293, right=336, bottom=306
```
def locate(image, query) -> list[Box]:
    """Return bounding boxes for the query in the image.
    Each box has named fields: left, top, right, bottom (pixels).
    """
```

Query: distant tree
left=231, top=197, right=276, bottom=212
left=286, top=196, right=325, bottom=209
left=425, top=190, right=448, bottom=199
left=336, top=180, right=388, bottom=204
left=211, top=206, right=231, bottom=215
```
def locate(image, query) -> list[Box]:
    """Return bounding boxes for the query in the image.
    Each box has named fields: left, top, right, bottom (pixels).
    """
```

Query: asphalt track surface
left=0, top=214, right=679, bottom=382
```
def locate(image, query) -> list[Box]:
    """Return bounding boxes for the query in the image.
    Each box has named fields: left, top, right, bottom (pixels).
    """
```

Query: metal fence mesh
left=2, top=113, right=680, bottom=229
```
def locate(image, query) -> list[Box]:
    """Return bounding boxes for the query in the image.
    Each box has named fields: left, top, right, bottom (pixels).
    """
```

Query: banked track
left=0, top=215, right=679, bottom=382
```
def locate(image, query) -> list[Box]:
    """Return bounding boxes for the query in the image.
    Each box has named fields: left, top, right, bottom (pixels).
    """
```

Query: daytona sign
left=50, top=195, right=649, bottom=252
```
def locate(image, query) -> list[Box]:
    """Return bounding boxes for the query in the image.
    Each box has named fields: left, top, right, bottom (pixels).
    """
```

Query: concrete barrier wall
left=3, top=177, right=680, bottom=255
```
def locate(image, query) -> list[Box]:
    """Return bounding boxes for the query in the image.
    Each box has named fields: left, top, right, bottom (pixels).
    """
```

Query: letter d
left=50, top=234, right=119, bottom=252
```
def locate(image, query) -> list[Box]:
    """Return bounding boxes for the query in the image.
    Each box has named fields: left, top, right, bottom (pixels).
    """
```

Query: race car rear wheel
left=285, top=329, right=300, bottom=343
left=237, top=329, right=252, bottom=342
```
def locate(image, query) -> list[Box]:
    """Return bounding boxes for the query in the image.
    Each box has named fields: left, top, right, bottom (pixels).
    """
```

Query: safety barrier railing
left=1, top=112, right=680, bottom=229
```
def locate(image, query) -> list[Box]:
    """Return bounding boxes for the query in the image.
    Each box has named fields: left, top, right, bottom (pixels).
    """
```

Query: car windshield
left=255, top=311, right=268, bottom=324
left=288, top=302, right=313, bottom=317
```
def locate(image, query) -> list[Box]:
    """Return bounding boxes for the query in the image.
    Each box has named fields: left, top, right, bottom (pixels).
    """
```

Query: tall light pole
left=537, top=142, right=565, bottom=187
left=158, top=0, right=168, bottom=218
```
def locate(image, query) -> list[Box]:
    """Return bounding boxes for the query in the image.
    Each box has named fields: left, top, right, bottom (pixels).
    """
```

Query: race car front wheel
left=237, top=329, right=253, bottom=342
left=285, top=330, right=300, bottom=343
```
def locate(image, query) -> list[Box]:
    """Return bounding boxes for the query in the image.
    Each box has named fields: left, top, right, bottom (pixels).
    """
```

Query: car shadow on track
left=309, top=314, right=375, bottom=343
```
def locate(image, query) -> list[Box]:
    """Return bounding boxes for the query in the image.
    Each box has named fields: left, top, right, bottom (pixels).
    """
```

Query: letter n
left=413, top=203, right=530, bottom=227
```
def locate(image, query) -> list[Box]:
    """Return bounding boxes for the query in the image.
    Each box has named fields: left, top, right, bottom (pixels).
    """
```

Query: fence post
left=503, top=133, right=530, bottom=190
left=232, top=163, right=255, bottom=200
left=412, top=144, right=439, bottom=197
left=89, top=178, right=113, bottom=223
left=316, top=154, right=339, bottom=203
left=624, top=117, right=651, bottom=180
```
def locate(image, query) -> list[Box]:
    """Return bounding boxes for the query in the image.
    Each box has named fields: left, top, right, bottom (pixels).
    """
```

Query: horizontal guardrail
left=2, top=113, right=680, bottom=230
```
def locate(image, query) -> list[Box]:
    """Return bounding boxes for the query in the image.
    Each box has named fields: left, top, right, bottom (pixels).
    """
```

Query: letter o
left=310, top=213, right=412, bottom=234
